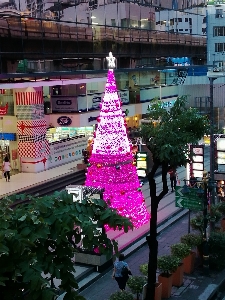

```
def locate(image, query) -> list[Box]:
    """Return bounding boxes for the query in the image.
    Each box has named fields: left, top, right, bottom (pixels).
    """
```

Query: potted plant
left=209, top=204, right=222, bottom=223
left=190, top=213, right=204, bottom=235
left=218, top=202, right=225, bottom=231
left=171, top=242, right=195, bottom=274
left=139, top=263, right=148, bottom=277
left=181, top=233, right=203, bottom=264
left=208, top=231, right=225, bottom=270
left=109, top=290, right=134, bottom=300
left=139, top=264, right=162, bottom=300
left=157, top=255, right=180, bottom=298
left=180, top=233, right=202, bottom=249
left=127, top=276, right=146, bottom=300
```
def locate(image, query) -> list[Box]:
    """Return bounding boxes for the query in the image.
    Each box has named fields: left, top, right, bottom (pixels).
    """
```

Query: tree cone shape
left=172, top=264, right=184, bottom=287
left=183, top=251, right=196, bottom=274
left=158, top=274, right=173, bottom=299
left=155, top=282, right=162, bottom=300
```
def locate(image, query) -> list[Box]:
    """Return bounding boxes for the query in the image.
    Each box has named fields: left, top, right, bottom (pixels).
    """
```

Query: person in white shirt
left=3, top=155, right=11, bottom=182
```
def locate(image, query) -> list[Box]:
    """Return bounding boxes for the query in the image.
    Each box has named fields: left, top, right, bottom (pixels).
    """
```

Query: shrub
left=181, top=233, right=202, bottom=247
left=127, top=276, right=146, bottom=300
left=180, top=233, right=202, bottom=248
left=208, top=231, right=225, bottom=270
left=139, top=263, right=148, bottom=276
left=218, top=202, right=225, bottom=218
left=157, top=255, right=180, bottom=276
left=109, top=290, right=134, bottom=300
left=171, top=243, right=191, bottom=260
left=190, top=213, right=204, bottom=235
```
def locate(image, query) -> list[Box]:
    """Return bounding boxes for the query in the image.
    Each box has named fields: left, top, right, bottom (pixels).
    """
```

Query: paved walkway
left=80, top=213, right=224, bottom=300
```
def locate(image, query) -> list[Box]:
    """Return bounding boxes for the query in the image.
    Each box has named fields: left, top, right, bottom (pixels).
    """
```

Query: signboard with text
left=175, top=186, right=203, bottom=211
left=136, top=152, right=148, bottom=178
left=51, top=96, right=78, bottom=113
left=190, top=145, right=204, bottom=178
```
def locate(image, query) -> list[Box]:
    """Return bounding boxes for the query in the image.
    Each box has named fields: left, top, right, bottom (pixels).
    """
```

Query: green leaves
left=141, top=95, right=210, bottom=167
left=0, top=190, right=132, bottom=299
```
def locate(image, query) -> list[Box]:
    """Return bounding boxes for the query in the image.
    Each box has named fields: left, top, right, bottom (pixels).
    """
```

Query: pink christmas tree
left=85, top=53, right=150, bottom=228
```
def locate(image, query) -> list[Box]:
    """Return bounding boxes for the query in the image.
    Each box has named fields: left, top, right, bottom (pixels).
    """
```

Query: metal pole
left=203, top=182, right=209, bottom=276
left=209, top=77, right=215, bottom=206
left=188, top=209, right=190, bottom=234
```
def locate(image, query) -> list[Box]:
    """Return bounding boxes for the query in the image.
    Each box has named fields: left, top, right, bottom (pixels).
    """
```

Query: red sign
left=11, top=149, right=18, bottom=160
left=0, top=103, right=8, bottom=115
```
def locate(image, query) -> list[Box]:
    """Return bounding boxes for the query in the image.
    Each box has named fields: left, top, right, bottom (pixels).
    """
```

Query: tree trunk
left=145, top=162, right=169, bottom=300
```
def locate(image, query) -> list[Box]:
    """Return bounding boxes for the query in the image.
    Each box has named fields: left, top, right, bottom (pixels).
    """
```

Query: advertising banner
left=51, top=96, right=78, bottom=113
left=48, top=136, right=88, bottom=168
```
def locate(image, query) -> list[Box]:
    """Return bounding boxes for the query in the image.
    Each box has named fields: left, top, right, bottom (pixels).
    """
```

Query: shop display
left=46, top=126, right=94, bottom=143
left=17, top=120, right=47, bottom=135
left=15, top=90, right=43, bottom=105
left=17, top=104, right=45, bottom=120
left=18, top=140, right=50, bottom=158
left=85, top=57, right=150, bottom=229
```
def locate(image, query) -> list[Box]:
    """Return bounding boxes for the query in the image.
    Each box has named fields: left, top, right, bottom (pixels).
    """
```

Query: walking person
left=3, top=155, right=11, bottom=182
left=168, top=167, right=177, bottom=192
left=189, top=172, right=197, bottom=188
left=112, top=253, right=132, bottom=291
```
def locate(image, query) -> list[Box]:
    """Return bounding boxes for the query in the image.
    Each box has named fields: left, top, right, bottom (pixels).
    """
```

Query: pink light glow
left=85, top=69, right=150, bottom=228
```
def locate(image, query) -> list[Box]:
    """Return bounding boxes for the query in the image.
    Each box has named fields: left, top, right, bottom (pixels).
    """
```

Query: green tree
left=141, top=95, right=209, bottom=299
left=0, top=191, right=132, bottom=300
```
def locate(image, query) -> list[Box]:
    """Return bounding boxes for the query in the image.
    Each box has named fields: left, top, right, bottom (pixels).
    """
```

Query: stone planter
left=142, top=282, right=162, bottom=300
left=183, top=251, right=196, bottom=274
left=172, top=263, right=184, bottom=287
left=158, top=273, right=173, bottom=299
left=75, top=252, right=107, bottom=267
left=154, top=282, right=162, bottom=300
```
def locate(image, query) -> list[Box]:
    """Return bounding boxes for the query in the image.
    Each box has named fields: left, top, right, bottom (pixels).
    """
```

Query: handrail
left=0, top=17, right=206, bottom=47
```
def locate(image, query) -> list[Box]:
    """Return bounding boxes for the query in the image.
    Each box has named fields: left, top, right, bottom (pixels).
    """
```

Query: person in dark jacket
left=168, top=167, right=177, bottom=192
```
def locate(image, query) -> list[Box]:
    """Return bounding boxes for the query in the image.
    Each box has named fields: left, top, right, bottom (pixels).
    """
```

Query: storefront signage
left=0, top=133, right=16, bottom=141
left=48, top=136, right=88, bottom=168
left=0, top=103, right=8, bottom=115
left=136, top=151, right=148, bottom=178
left=190, top=145, right=204, bottom=178
left=52, top=96, right=77, bottom=113
left=216, top=137, right=225, bottom=173
left=57, top=116, right=72, bottom=126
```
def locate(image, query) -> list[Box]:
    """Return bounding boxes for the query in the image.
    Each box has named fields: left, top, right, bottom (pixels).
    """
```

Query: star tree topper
left=106, top=52, right=116, bottom=69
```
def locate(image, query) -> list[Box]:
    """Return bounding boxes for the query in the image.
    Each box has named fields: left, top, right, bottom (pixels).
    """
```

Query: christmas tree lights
left=85, top=52, right=150, bottom=228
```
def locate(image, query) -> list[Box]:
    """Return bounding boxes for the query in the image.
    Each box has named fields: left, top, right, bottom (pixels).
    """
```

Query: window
left=214, top=26, right=225, bottom=36
left=185, top=18, right=188, bottom=22
left=170, top=19, right=174, bottom=26
left=179, top=29, right=183, bottom=31
left=216, top=9, right=223, bottom=18
left=185, top=29, right=188, bottom=31
left=111, top=19, right=116, bottom=26
left=215, top=43, right=225, bottom=52
left=178, top=18, right=182, bottom=22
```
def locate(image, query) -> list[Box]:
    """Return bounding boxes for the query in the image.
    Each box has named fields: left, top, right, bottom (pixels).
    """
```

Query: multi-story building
left=207, top=3, right=225, bottom=70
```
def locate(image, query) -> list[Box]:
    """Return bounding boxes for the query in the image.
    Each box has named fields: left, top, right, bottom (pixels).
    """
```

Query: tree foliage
left=0, top=191, right=133, bottom=300
left=141, top=95, right=209, bottom=168
left=140, top=95, right=210, bottom=300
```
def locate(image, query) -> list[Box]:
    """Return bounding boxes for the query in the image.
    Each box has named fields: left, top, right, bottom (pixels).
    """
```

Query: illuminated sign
left=190, top=145, right=204, bottom=178
left=136, top=152, right=148, bottom=177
